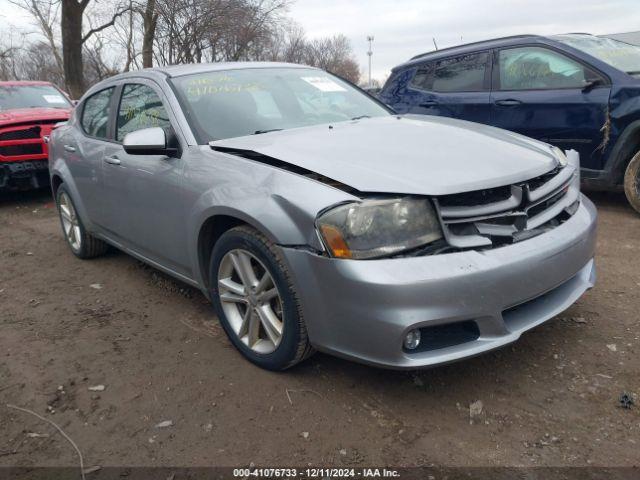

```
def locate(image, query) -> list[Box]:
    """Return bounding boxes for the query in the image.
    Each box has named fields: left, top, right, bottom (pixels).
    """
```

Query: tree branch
left=81, top=5, right=131, bottom=44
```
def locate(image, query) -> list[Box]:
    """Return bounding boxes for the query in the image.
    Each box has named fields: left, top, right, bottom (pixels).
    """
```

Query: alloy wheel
left=217, top=249, right=284, bottom=354
left=59, top=192, right=82, bottom=252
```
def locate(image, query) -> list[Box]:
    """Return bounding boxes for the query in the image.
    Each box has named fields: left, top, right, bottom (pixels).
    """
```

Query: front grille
left=0, top=143, right=43, bottom=156
left=0, top=126, right=41, bottom=141
left=439, top=185, right=512, bottom=208
left=436, top=164, right=578, bottom=250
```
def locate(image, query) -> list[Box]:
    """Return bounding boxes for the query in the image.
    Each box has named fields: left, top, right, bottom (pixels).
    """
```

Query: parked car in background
left=49, top=62, right=596, bottom=371
left=0, top=81, right=72, bottom=192
left=380, top=34, right=640, bottom=213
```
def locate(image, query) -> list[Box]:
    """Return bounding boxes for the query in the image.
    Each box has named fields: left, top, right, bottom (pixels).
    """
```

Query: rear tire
left=209, top=225, right=314, bottom=371
left=624, top=151, right=640, bottom=214
left=56, top=185, right=109, bottom=259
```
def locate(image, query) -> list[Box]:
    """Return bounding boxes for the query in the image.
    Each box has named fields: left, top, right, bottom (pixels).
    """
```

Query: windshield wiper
left=253, top=128, right=282, bottom=135
left=351, top=115, right=371, bottom=121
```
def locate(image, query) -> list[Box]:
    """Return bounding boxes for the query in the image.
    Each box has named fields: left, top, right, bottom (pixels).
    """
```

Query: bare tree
left=9, top=0, right=64, bottom=84
left=3, top=0, right=362, bottom=91
left=140, top=0, right=157, bottom=67
left=61, top=0, right=132, bottom=97
left=301, top=34, right=360, bottom=83
left=0, top=35, right=21, bottom=81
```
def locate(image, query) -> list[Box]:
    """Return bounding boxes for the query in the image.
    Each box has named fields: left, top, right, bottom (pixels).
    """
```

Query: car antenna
left=433, top=37, right=438, bottom=50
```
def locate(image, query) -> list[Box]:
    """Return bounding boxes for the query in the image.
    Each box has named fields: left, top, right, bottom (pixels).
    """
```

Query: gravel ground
left=0, top=189, right=639, bottom=468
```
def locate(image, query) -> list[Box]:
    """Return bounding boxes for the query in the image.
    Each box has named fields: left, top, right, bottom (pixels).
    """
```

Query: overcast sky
left=2, top=0, right=639, bottom=82
left=290, top=0, right=640, bottom=81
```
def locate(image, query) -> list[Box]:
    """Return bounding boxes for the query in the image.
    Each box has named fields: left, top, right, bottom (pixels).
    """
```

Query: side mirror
left=582, top=77, right=603, bottom=93
left=123, top=127, right=176, bottom=156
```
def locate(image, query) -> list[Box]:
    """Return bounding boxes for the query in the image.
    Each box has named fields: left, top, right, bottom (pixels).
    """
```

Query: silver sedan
left=49, top=63, right=597, bottom=370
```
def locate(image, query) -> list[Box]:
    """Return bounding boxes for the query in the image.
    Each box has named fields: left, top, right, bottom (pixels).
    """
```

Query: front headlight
left=316, top=197, right=443, bottom=259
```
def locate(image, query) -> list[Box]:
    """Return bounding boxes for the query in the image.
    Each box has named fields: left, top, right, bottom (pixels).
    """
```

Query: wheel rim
left=59, top=192, right=82, bottom=252
left=217, top=249, right=284, bottom=354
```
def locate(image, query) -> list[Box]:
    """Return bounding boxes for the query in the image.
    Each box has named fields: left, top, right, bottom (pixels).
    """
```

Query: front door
left=490, top=46, right=611, bottom=170
left=102, top=81, right=190, bottom=276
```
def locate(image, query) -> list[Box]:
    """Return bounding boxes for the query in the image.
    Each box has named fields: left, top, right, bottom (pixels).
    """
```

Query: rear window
left=410, top=52, right=489, bottom=93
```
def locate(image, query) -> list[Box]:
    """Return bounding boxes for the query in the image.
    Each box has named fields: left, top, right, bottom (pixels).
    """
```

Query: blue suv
left=380, top=34, right=640, bottom=212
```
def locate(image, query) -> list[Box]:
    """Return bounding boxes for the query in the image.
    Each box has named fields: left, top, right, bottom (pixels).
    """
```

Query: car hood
left=210, top=115, right=559, bottom=196
left=0, top=107, right=71, bottom=126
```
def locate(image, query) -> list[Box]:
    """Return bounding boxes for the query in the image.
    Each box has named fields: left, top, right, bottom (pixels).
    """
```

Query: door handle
left=419, top=100, right=438, bottom=107
left=63, top=144, right=76, bottom=153
left=495, top=99, right=523, bottom=107
left=105, top=155, right=121, bottom=166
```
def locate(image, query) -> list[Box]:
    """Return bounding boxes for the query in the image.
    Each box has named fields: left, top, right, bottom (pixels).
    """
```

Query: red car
left=0, top=81, right=72, bottom=192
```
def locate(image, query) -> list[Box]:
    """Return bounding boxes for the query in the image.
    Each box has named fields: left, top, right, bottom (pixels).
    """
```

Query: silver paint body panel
left=281, top=197, right=596, bottom=369
left=212, top=114, right=560, bottom=195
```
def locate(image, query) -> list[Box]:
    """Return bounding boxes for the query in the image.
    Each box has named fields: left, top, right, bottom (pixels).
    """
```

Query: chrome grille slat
left=437, top=164, right=578, bottom=249
left=528, top=164, right=575, bottom=202
left=439, top=185, right=523, bottom=218
left=527, top=187, right=579, bottom=230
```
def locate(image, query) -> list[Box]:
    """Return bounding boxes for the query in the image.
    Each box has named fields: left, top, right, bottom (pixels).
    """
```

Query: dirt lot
left=0, top=189, right=639, bottom=469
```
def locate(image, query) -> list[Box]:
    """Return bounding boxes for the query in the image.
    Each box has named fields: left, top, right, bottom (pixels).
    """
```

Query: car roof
left=107, top=61, right=318, bottom=82
left=395, top=34, right=574, bottom=70
left=0, top=80, right=55, bottom=87
left=83, top=61, right=324, bottom=99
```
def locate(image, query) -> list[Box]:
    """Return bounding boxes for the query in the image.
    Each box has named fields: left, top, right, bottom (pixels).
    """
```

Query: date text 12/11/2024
left=232, top=468, right=401, bottom=478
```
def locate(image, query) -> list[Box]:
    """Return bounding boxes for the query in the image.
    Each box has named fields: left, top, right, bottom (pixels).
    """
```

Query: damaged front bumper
left=281, top=195, right=597, bottom=369
left=0, top=160, right=50, bottom=191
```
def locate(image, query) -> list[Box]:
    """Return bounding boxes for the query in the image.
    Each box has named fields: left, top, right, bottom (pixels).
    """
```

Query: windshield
left=555, top=35, right=640, bottom=75
left=0, top=84, right=71, bottom=111
left=171, top=67, right=390, bottom=143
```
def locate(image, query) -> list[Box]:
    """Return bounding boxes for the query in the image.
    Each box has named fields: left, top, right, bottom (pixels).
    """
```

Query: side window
left=81, top=88, right=114, bottom=139
left=409, top=53, right=488, bottom=93
left=498, top=47, right=595, bottom=90
left=117, top=84, right=171, bottom=141
left=410, top=63, right=434, bottom=91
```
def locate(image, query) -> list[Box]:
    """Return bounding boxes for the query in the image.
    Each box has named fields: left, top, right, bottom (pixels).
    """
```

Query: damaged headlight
left=316, top=197, right=443, bottom=259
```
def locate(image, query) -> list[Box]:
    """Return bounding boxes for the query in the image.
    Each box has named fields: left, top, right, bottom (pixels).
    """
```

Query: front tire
left=624, top=151, right=640, bottom=214
left=56, top=185, right=109, bottom=259
left=210, top=225, right=314, bottom=371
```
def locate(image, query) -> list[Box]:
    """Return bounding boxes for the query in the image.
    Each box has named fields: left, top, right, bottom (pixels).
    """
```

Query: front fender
left=183, top=150, right=359, bottom=289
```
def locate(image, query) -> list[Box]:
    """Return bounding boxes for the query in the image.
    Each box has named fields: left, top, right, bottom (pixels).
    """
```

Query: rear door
left=69, top=86, right=117, bottom=227
left=101, top=80, right=190, bottom=275
left=400, top=51, right=492, bottom=123
left=490, top=45, right=611, bottom=169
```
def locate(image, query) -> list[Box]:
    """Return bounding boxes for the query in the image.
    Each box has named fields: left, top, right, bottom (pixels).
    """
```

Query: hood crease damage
left=210, top=116, right=559, bottom=197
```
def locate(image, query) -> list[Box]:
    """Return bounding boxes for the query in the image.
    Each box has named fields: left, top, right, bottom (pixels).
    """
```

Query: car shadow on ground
left=584, top=189, right=634, bottom=213
left=0, top=188, right=54, bottom=206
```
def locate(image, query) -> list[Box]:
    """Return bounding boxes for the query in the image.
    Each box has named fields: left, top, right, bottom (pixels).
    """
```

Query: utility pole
left=367, top=35, right=374, bottom=88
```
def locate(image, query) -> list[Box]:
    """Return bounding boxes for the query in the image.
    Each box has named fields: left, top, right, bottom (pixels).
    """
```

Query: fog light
left=403, top=329, right=421, bottom=350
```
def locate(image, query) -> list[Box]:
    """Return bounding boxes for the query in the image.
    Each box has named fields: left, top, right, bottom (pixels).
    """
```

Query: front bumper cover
left=281, top=195, right=597, bottom=369
left=0, top=160, right=50, bottom=191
